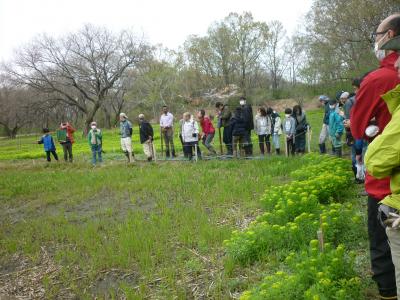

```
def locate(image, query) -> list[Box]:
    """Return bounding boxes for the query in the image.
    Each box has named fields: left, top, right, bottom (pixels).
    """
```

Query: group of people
left=216, top=98, right=310, bottom=157
left=34, top=12, right=400, bottom=299
left=316, top=13, right=400, bottom=300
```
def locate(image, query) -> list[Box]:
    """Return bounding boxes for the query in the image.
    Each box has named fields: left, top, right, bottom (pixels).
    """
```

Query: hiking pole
left=307, top=127, right=311, bottom=153
left=151, top=140, right=157, bottom=162
left=218, top=127, right=223, bottom=155
left=160, top=128, right=164, bottom=158
left=194, top=143, right=198, bottom=162
left=285, top=136, right=288, bottom=157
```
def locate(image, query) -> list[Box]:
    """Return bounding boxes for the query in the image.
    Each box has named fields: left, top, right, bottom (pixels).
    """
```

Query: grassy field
left=0, top=109, right=374, bottom=299
left=0, top=110, right=325, bottom=161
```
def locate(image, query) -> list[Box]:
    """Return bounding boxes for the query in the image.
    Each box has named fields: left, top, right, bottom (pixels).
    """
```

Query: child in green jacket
left=88, top=121, right=102, bottom=165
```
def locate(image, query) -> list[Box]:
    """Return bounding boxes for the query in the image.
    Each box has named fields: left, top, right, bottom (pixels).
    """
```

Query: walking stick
left=218, top=127, right=223, bottom=155
left=307, top=127, right=311, bottom=153
left=160, top=128, right=164, bottom=158
left=285, top=136, right=288, bottom=157
left=151, top=140, right=157, bottom=162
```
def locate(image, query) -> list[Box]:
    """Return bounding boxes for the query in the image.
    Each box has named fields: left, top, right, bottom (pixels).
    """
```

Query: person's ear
left=388, top=29, right=395, bottom=39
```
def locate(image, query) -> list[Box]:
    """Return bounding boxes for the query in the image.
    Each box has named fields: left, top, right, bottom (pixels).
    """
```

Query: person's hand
left=335, top=133, right=341, bottom=138
left=387, top=212, right=400, bottom=229
left=355, top=154, right=362, bottom=164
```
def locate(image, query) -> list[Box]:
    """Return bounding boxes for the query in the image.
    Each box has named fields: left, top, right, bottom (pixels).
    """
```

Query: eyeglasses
left=371, top=29, right=389, bottom=41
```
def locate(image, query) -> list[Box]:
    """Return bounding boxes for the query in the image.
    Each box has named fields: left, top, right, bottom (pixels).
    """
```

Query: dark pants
left=163, top=128, right=175, bottom=157
left=368, top=196, right=397, bottom=298
left=223, top=125, right=233, bottom=155
left=183, top=141, right=201, bottom=160
left=243, top=130, right=253, bottom=156
left=45, top=150, right=58, bottom=162
left=258, top=134, right=271, bottom=154
left=295, top=132, right=306, bottom=153
left=286, top=138, right=295, bottom=156
left=61, top=142, right=73, bottom=162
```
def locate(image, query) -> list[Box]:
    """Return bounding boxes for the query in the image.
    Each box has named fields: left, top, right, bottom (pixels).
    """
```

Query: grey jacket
left=284, top=116, right=296, bottom=137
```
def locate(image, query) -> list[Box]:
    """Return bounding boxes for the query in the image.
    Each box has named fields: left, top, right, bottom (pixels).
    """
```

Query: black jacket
left=231, top=114, right=247, bottom=136
left=139, top=121, right=154, bottom=144
left=241, top=104, right=254, bottom=131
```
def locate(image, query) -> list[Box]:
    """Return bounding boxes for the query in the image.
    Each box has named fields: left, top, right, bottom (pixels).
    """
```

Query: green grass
left=0, top=109, right=373, bottom=299
left=0, top=109, right=326, bottom=161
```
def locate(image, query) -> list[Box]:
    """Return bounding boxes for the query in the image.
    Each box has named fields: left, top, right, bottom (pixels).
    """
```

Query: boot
left=266, top=142, right=271, bottom=154
left=124, top=151, right=130, bottom=162
left=335, top=147, right=342, bottom=158
left=276, top=148, right=280, bottom=155
left=319, top=143, right=326, bottom=154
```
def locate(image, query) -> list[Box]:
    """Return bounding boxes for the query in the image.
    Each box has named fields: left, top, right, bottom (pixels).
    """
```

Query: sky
left=0, top=0, right=312, bottom=62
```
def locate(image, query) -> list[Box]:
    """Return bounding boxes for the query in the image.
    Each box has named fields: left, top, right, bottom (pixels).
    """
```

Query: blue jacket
left=38, top=134, right=56, bottom=151
left=120, top=120, right=132, bottom=138
left=328, top=110, right=344, bottom=137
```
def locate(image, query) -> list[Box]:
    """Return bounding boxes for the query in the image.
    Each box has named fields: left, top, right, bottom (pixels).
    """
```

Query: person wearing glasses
left=350, top=14, right=400, bottom=300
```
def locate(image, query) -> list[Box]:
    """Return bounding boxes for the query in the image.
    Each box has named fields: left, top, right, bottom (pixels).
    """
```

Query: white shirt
left=160, top=112, right=174, bottom=128
left=181, top=120, right=199, bottom=143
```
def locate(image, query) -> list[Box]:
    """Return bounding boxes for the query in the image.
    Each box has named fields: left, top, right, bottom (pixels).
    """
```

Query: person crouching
left=181, top=112, right=201, bottom=161
left=138, top=114, right=154, bottom=162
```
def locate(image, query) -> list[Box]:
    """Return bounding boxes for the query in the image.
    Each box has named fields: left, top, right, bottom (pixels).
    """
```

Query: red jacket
left=350, top=52, right=400, bottom=200
left=200, top=117, right=215, bottom=135
left=60, top=123, right=76, bottom=144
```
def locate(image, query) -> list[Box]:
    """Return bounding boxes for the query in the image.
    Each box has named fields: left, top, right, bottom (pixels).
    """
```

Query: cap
left=138, top=114, right=145, bottom=119
left=340, top=92, right=350, bottom=99
left=90, top=121, right=97, bottom=126
left=328, top=99, right=337, bottom=105
left=381, top=36, right=400, bottom=50
left=319, top=95, right=330, bottom=102
left=120, top=113, right=128, bottom=119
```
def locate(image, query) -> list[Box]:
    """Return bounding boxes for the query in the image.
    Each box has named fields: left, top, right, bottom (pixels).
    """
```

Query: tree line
left=0, top=0, right=398, bottom=137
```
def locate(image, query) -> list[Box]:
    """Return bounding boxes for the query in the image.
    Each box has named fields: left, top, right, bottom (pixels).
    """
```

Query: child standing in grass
left=284, top=108, right=296, bottom=156
left=88, top=121, right=102, bottom=165
left=59, top=122, right=76, bottom=162
left=38, top=128, right=58, bottom=162
left=328, top=99, right=344, bottom=157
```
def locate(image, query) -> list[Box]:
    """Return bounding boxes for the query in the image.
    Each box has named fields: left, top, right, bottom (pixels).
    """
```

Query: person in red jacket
left=197, top=109, right=217, bottom=155
left=59, top=121, right=76, bottom=162
left=350, top=14, right=400, bottom=300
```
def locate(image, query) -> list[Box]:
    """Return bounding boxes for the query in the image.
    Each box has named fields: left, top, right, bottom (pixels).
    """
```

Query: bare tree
left=225, top=12, right=269, bottom=95
left=3, top=24, right=148, bottom=133
left=264, top=20, right=287, bottom=96
left=0, top=75, right=33, bottom=138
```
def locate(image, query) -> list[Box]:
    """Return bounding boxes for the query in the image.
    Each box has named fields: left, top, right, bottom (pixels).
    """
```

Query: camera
left=192, top=133, right=197, bottom=138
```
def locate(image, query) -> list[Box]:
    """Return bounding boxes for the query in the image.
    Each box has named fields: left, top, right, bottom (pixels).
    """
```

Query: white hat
left=120, top=113, right=128, bottom=119
left=365, top=125, right=379, bottom=137
left=340, top=92, right=350, bottom=99
left=138, top=114, right=145, bottom=119
left=90, top=121, right=97, bottom=126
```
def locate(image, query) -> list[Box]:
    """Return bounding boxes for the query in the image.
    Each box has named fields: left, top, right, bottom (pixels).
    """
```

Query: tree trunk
left=84, top=102, right=101, bottom=136
left=3, top=125, right=19, bottom=139
left=103, top=107, right=112, bottom=129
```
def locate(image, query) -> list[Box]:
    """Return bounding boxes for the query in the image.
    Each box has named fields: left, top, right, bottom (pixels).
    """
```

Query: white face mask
left=285, top=114, right=291, bottom=118
left=329, top=105, right=336, bottom=110
left=374, top=32, right=388, bottom=61
left=239, top=100, right=246, bottom=106
left=91, top=125, right=96, bottom=130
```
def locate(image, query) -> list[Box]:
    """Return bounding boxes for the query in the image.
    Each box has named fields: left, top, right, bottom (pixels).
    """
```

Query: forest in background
left=0, top=0, right=398, bottom=137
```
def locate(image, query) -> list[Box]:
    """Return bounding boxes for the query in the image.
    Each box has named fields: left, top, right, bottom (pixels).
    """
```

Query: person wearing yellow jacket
left=365, top=34, right=400, bottom=298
